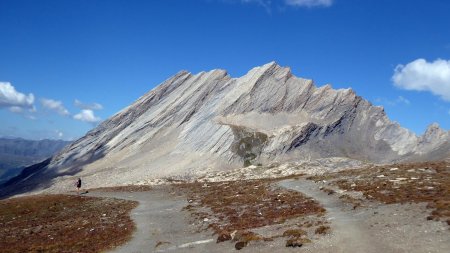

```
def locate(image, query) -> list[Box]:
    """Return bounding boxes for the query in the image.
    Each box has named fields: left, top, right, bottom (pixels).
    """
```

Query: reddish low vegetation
left=282, top=228, right=307, bottom=237
left=309, top=161, right=450, bottom=224
left=88, top=185, right=152, bottom=192
left=314, top=225, right=330, bottom=235
left=0, top=194, right=137, bottom=253
left=176, top=179, right=326, bottom=249
left=179, top=179, right=325, bottom=232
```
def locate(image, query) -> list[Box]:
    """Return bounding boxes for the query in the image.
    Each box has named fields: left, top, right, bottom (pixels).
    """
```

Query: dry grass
left=309, top=161, right=450, bottom=224
left=285, top=237, right=311, bottom=247
left=175, top=179, right=326, bottom=250
left=0, top=194, right=137, bottom=253
left=216, top=231, right=232, bottom=243
left=88, top=185, right=152, bottom=192
left=177, top=179, right=325, bottom=233
left=282, top=227, right=311, bottom=248
left=233, top=230, right=263, bottom=242
left=282, top=228, right=307, bottom=237
left=314, top=225, right=330, bottom=235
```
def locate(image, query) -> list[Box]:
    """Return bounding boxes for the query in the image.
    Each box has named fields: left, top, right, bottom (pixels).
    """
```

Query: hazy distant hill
left=0, top=138, right=71, bottom=183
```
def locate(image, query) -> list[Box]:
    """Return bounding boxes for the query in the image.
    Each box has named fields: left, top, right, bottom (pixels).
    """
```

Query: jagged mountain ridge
left=2, top=62, right=449, bottom=195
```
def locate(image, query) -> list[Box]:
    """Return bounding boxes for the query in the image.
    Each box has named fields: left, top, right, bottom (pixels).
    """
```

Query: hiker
left=75, top=178, right=82, bottom=194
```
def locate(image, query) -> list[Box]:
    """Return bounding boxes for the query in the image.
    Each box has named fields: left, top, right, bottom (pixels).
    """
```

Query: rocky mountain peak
left=422, top=123, right=447, bottom=142
left=2, top=62, right=450, bottom=196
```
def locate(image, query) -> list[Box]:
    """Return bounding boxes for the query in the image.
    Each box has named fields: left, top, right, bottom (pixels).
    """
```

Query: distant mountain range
left=0, top=138, right=70, bottom=183
left=2, top=62, right=450, bottom=198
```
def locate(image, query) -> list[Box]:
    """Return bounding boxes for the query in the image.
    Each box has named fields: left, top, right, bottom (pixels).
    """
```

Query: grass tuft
left=282, top=229, right=307, bottom=238
left=314, top=225, right=330, bottom=235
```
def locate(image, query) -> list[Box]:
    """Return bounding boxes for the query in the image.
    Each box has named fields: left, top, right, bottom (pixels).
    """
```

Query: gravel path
left=85, top=179, right=450, bottom=253
left=279, top=178, right=450, bottom=253
left=88, top=189, right=228, bottom=253
left=279, top=179, right=384, bottom=253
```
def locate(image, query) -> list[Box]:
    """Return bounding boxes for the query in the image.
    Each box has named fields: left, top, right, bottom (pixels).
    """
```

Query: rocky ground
left=91, top=161, right=450, bottom=253
left=308, top=161, right=450, bottom=224
left=174, top=178, right=329, bottom=251
left=88, top=183, right=331, bottom=253
left=280, top=179, right=450, bottom=253
left=1, top=160, right=449, bottom=252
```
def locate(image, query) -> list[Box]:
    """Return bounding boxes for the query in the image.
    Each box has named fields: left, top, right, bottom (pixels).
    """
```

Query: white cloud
left=40, top=98, right=70, bottom=116
left=74, top=99, right=103, bottom=110
left=8, top=106, right=24, bottom=113
left=242, top=0, right=271, bottom=11
left=396, top=96, right=410, bottom=105
left=56, top=130, right=64, bottom=138
left=374, top=96, right=410, bottom=106
left=73, top=109, right=101, bottom=123
left=392, top=58, right=450, bottom=101
left=285, top=0, right=333, bottom=7
left=0, top=82, right=34, bottom=110
left=221, top=0, right=272, bottom=13
left=220, top=0, right=332, bottom=12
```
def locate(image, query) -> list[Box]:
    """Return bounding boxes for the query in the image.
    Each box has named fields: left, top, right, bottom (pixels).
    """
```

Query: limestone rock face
left=3, top=62, right=450, bottom=195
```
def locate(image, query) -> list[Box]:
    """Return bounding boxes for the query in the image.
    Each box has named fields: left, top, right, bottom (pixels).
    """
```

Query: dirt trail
left=85, top=179, right=450, bottom=253
left=279, top=179, right=385, bottom=252
left=88, top=189, right=244, bottom=253
left=279, top=178, right=450, bottom=253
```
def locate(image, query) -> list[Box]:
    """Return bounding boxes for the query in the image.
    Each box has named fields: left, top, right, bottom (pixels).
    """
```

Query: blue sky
left=1, top=0, right=450, bottom=140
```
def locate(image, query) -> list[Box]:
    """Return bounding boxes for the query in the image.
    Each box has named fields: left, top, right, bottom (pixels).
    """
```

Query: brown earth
left=0, top=194, right=137, bottom=253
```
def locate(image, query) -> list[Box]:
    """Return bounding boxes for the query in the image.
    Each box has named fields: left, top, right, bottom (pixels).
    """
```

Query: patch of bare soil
left=0, top=194, right=137, bottom=253
left=308, top=161, right=450, bottom=225
left=175, top=179, right=327, bottom=250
